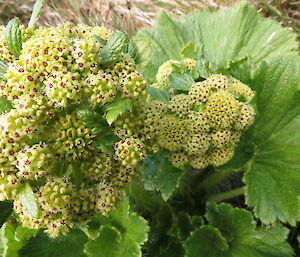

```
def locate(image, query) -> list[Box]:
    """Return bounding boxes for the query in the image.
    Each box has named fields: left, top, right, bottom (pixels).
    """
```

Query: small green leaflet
left=85, top=225, right=121, bottom=257
left=195, top=58, right=212, bottom=79
left=180, top=42, right=199, bottom=59
left=93, top=35, right=107, bottom=46
left=0, top=222, right=37, bottom=257
left=96, top=133, right=119, bottom=154
left=185, top=202, right=294, bottom=257
left=27, top=0, right=46, bottom=35
left=168, top=72, right=194, bottom=91
left=0, top=98, right=13, bottom=115
left=84, top=198, right=149, bottom=257
left=5, top=18, right=22, bottom=58
left=104, top=96, right=133, bottom=125
left=99, top=32, right=129, bottom=68
left=140, top=151, right=184, bottom=201
left=76, top=109, right=109, bottom=135
left=18, top=183, right=40, bottom=219
left=126, top=40, right=137, bottom=61
left=76, top=223, right=99, bottom=241
left=0, top=59, right=8, bottom=81
left=147, top=86, right=170, bottom=103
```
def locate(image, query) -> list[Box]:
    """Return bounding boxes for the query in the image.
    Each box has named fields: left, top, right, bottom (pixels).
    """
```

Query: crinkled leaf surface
left=20, top=229, right=88, bottom=257
left=140, top=151, right=184, bottom=201
left=77, top=109, right=110, bottom=135
left=5, top=18, right=22, bottom=58
left=242, top=56, right=300, bottom=225
left=185, top=225, right=229, bottom=257
left=0, top=222, right=37, bottom=257
left=99, top=32, right=129, bottom=68
left=85, top=198, right=149, bottom=257
left=104, top=96, right=133, bottom=125
left=135, top=3, right=298, bottom=82
left=185, top=202, right=294, bottom=257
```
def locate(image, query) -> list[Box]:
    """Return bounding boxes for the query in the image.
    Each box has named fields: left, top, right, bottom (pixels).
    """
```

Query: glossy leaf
left=18, top=183, right=40, bottom=219
left=185, top=202, right=294, bottom=257
left=243, top=56, right=300, bottom=225
left=0, top=222, right=37, bottom=257
left=76, top=109, right=109, bottom=135
left=20, top=229, right=87, bottom=257
left=85, top=198, right=149, bottom=257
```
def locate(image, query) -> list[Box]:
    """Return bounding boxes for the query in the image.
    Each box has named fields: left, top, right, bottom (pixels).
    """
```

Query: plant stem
left=207, top=187, right=245, bottom=202
left=198, top=168, right=235, bottom=193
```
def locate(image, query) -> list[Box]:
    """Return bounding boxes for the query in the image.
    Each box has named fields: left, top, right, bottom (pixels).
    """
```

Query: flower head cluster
left=140, top=59, right=255, bottom=169
left=0, top=23, right=147, bottom=237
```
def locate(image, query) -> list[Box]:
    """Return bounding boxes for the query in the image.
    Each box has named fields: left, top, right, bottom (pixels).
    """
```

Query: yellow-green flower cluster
left=0, top=23, right=147, bottom=238
left=141, top=59, right=255, bottom=169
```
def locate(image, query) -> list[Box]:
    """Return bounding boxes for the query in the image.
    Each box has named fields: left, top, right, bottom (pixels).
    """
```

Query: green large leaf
left=0, top=222, right=37, bottom=257
left=135, top=3, right=298, bottom=82
left=242, top=56, right=300, bottom=225
left=20, top=229, right=87, bottom=257
left=136, top=11, right=186, bottom=82
left=140, top=151, right=184, bottom=201
left=185, top=202, right=294, bottom=257
left=189, top=4, right=298, bottom=69
left=84, top=198, right=149, bottom=257
left=76, top=109, right=110, bottom=135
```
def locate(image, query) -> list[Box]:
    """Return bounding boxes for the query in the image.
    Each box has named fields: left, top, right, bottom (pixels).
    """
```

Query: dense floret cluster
left=0, top=23, right=147, bottom=237
left=138, top=59, right=255, bottom=169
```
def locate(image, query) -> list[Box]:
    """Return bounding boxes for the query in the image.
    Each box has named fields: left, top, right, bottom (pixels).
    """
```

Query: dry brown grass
left=0, top=0, right=298, bottom=38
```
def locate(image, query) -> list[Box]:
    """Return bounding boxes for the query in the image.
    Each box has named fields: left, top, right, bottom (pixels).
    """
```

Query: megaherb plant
left=0, top=0, right=299, bottom=256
